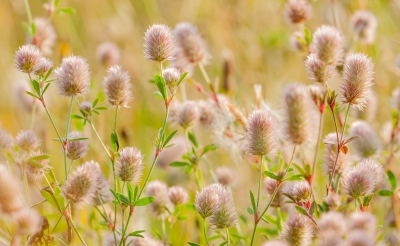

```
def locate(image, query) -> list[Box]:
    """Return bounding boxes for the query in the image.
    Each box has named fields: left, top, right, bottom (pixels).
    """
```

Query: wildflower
left=350, top=10, right=377, bottom=45
left=0, top=124, right=13, bottom=149
left=26, top=150, right=50, bottom=177
left=244, top=109, right=278, bottom=156
left=343, top=164, right=375, bottom=199
left=34, top=57, right=53, bottom=77
left=284, top=180, right=312, bottom=203
left=284, top=0, right=312, bottom=24
left=92, top=166, right=113, bottom=205
left=281, top=214, right=313, bottom=246
left=174, top=22, right=210, bottom=64
left=65, top=131, right=88, bottom=160
left=348, top=121, right=381, bottom=159
left=116, top=147, right=143, bottom=184
left=96, top=41, right=120, bottom=66
left=357, top=159, right=384, bottom=185
left=0, top=165, right=24, bottom=213
left=323, top=133, right=349, bottom=175
left=216, top=167, right=237, bottom=187
left=264, top=177, right=285, bottom=208
left=340, top=53, right=374, bottom=110
left=311, top=25, right=345, bottom=66
left=290, top=31, right=306, bottom=51
left=305, top=53, right=336, bottom=83
left=308, top=84, right=325, bottom=107
left=168, top=186, right=189, bottom=205
left=55, top=55, right=91, bottom=97
left=13, top=208, right=41, bottom=235
left=162, top=67, right=180, bottom=94
left=80, top=101, right=93, bottom=118
left=348, top=212, right=377, bottom=236
left=146, top=181, right=174, bottom=219
left=16, top=130, right=40, bottom=151
left=323, top=193, right=341, bottom=209
left=61, top=160, right=98, bottom=208
left=178, top=101, right=199, bottom=129
left=143, top=24, right=175, bottom=62
left=15, top=44, right=42, bottom=74
left=195, top=183, right=222, bottom=218
left=345, top=230, right=375, bottom=246
left=283, top=83, right=316, bottom=145
left=197, top=100, right=217, bottom=129
left=209, top=185, right=238, bottom=229
left=103, top=65, right=133, bottom=107
left=318, top=212, right=347, bottom=239
left=30, top=18, right=57, bottom=55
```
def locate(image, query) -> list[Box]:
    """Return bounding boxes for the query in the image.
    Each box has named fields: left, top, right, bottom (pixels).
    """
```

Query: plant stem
left=63, top=95, right=74, bottom=179
left=311, top=106, right=325, bottom=180
left=119, top=208, right=133, bottom=246
left=162, top=219, right=167, bottom=245
left=69, top=219, right=87, bottom=246
left=203, top=219, right=210, bottom=246
left=225, top=228, right=230, bottom=245
left=68, top=159, right=74, bottom=175
left=23, top=0, right=33, bottom=24
left=51, top=201, right=70, bottom=234
left=89, top=121, right=112, bottom=159
left=43, top=105, right=63, bottom=143
left=256, top=156, right=264, bottom=208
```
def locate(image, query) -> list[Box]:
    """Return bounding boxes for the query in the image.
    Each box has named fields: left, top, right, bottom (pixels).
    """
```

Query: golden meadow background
left=1, top=0, right=400, bottom=244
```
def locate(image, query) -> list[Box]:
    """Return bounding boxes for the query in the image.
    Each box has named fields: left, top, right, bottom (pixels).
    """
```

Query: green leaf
left=177, top=215, right=188, bottom=220
left=284, top=174, right=303, bottom=181
left=92, top=98, right=99, bottom=108
left=94, top=107, right=108, bottom=111
left=57, top=7, right=76, bottom=14
left=117, top=193, right=130, bottom=205
left=377, top=189, right=393, bottom=196
left=128, top=230, right=146, bottom=238
left=154, top=75, right=167, bottom=99
left=40, top=189, right=59, bottom=210
left=29, top=154, right=51, bottom=161
left=110, top=189, right=120, bottom=203
left=177, top=72, right=188, bottom=87
left=127, top=182, right=134, bottom=203
left=219, top=241, right=228, bottom=246
left=309, top=201, right=316, bottom=215
left=363, top=194, right=374, bottom=206
left=388, top=170, right=397, bottom=190
left=293, top=164, right=305, bottom=176
left=163, top=130, right=178, bottom=148
left=71, top=114, right=84, bottom=119
left=42, top=83, right=51, bottom=95
left=295, top=206, right=309, bottom=216
left=44, top=67, right=53, bottom=81
left=187, top=243, right=200, bottom=246
left=135, top=196, right=155, bottom=206
left=68, top=137, right=89, bottom=141
left=134, top=185, right=139, bottom=201
left=247, top=207, right=254, bottom=215
left=55, top=0, right=61, bottom=7
left=32, top=80, right=40, bottom=95
left=264, top=171, right=280, bottom=180
left=250, top=191, right=256, bottom=211
left=186, top=203, right=196, bottom=211
left=153, top=91, right=164, bottom=100
left=111, top=132, right=119, bottom=152
left=22, top=22, right=31, bottom=35
left=200, top=144, right=218, bottom=157
left=31, top=22, right=36, bottom=35
left=169, top=161, right=190, bottom=167
left=187, top=131, right=198, bottom=148
left=25, top=91, right=39, bottom=99
left=54, top=235, right=69, bottom=246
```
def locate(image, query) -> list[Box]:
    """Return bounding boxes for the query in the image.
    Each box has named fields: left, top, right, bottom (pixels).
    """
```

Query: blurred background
left=1, top=0, right=400, bottom=244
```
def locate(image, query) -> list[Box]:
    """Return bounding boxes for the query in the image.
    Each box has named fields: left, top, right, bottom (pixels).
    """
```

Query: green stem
left=68, top=159, right=74, bottom=175
left=51, top=201, right=70, bottom=234
left=119, top=209, right=133, bottom=246
left=29, top=103, right=37, bottom=129
left=225, top=228, right=230, bottom=245
left=311, top=105, right=325, bottom=177
left=256, top=156, right=264, bottom=208
left=63, top=95, right=74, bottom=179
left=203, top=219, right=210, bottom=246
left=43, top=104, right=63, bottom=143
left=23, top=0, right=33, bottom=24
left=89, top=121, right=112, bottom=159
left=69, top=219, right=87, bottom=246
left=162, top=219, right=167, bottom=245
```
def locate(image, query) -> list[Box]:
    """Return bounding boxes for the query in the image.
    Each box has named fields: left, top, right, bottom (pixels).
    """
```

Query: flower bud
left=209, top=185, right=238, bottom=229
left=195, top=183, right=221, bottom=218
left=65, top=131, right=88, bottom=160
left=16, top=130, right=40, bottom=151
left=305, top=53, right=336, bottom=83
left=168, top=186, right=189, bottom=206
left=178, top=101, right=199, bottom=129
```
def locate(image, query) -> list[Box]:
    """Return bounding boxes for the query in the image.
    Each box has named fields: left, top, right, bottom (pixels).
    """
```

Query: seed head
left=318, top=211, right=347, bottom=240
left=168, top=186, right=189, bottom=205
left=283, top=83, right=316, bottom=145
left=305, top=53, right=337, bottom=83
left=34, top=57, right=53, bottom=77
left=143, top=24, right=175, bottom=62
left=244, top=109, right=278, bottom=156
left=209, top=185, right=238, bottom=229
left=311, top=25, right=345, bottom=66
left=323, top=133, right=349, bottom=175
left=348, top=212, right=377, bottom=236
left=174, top=22, right=210, bottom=64
left=0, top=124, right=13, bottom=149
left=55, top=55, right=91, bottom=97
left=146, top=181, right=174, bottom=219
left=16, top=130, right=40, bottom=151
left=284, top=180, right=312, bottom=203
left=284, top=0, right=312, bottom=24
left=26, top=150, right=50, bottom=177
left=340, top=53, right=374, bottom=110
left=80, top=101, right=93, bottom=118
left=61, top=160, right=98, bottom=208
left=195, top=183, right=222, bottom=218
left=65, top=131, right=88, bottom=160
left=96, top=41, right=120, bottom=66
left=343, top=164, right=375, bottom=199
left=29, top=18, right=57, bottom=55
left=350, top=10, right=378, bottom=45
left=92, top=166, right=113, bottom=205
left=15, top=44, right=42, bottom=73
left=348, top=121, right=381, bottom=159
left=281, top=214, right=313, bottom=246
left=162, top=67, right=180, bottom=90
left=0, top=165, right=24, bottom=213
left=264, top=177, right=285, bottom=208
left=103, top=65, right=133, bottom=107
left=13, top=208, right=41, bottom=235
left=216, top=167, right=237, bottom=187
left=178, top=101, right=199, bottom=129
left=116, top=147, right=143, bottom=184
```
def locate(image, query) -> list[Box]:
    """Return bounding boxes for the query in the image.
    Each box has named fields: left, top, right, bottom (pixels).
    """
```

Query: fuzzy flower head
left=0, top=124, right=13, bottom=149
left=61, top=160, right=98, bottom=208
left=178, top=101, right=199, bottom=129
left=103, top=65, right=133, bottom=107
left=340, top=53, right=374, bottom=110
left=55, top=55, right=91, bottom=97
left=348, top=212, right=377, bottom=236
left=15, top=44, right=42, bottom=73
left=357, top=158, right=384, bottom=185
left=264, top=177, right=285, bottom=208
left=244, top=109, right=278, bottom=156
left=311, top=25, right=345, bottom=66
left=143, top=24, right=175, bottom=62
left=318, top=211, right=347, bottom=240
left=305, top=53, right=337, bottom=83
left=0, top=165, right=24, bottom=213
left=65, top=131, right=88, bottom=160
left=168, top=186, right=189, bottom=206
left=92, top=167, right=113, bottom=205
left=345, top=230, right=375, bottom=246
left=79, top=101, right=93, bottom=118
left=174, top=22, right=210, bottom=65
left=283, top=83, right=316, bottom=145
left=281, top=214, right=313, bottom=246
left=13, top=208, right=41, bottom=235
left=30, top=18, right=57, bottom=56
left=96, top=41, right=120, bottom=66
left=209, top=185, right=238, bottom=229
left=195, top=183, right=222, bottom=218
left=343, top=164, right=375, bottom=199
left=350, top=10, right=378, bottom=45
left=216, top=167, right=237, bottom=187
left=146, top=181, right=174, bottom=219
left=348, top=121, right=381, bottom=159
left=16, top=130, right=40, bottom=151
left=284, top=180, right=312, bottom=204
left=26, top=150, right=50, bottom=177
left=284, top=0, right=312, bottom=24
left=34, top=57, right=53, bottom=77
left=116, top=147, right=143, bottom=184
left=323, top=133, right=349, bottom=175
left=162, top=67, right=181, bottom=92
